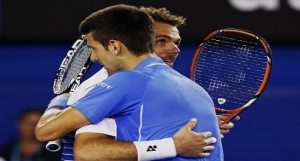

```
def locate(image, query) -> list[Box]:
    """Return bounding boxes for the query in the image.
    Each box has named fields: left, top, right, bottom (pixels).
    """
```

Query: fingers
left=203, top=145, right=215, bottom=151
left=220, top=122, right=234, bottom=130
left=174, top=119, right=219, bottom=158
left=217, top=114, right=240, bottom=122
left=204, top=136, right=217, bottom=144
left=198, top=144, right=216, bottom=157
left=184, top=118, right=197, bottom=130
left=232, top=115, right=241, bottom=120
left=198, top=152, right=211, bottom=157
left=217, top=114, right=240, bottom=137
left=220, top=134, right=224, bottom=139
left=219, top=122, right=233, bottom=136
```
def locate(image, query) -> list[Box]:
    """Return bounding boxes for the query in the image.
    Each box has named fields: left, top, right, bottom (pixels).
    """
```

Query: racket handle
left=46, top=139, right=61, bottom=152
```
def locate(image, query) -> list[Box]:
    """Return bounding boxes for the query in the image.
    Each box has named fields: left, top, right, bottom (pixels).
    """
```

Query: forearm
left=35, top=107, right=90, bottom=141
left=74, top=133, right=137, bottom=161
left=74, top=118, right=217, bottom=160
left=35, top=108, right=65, bottom=141
left=75, top=134, right=177, bottom=161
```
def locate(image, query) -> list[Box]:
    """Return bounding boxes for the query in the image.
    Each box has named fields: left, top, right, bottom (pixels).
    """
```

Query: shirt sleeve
left=75, top=118, right=116, bottom=137
left=68, top=67, right=108, bottom=105
left=71, top=71, right=149, bottom=124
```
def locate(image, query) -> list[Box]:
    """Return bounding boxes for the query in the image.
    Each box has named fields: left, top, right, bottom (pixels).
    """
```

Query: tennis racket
left=190, top=28, right=272, bottom=124
left=46, top=35, right=92, bottom=152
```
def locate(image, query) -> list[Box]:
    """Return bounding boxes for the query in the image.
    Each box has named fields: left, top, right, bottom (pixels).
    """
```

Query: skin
left=154, top=22, right=181, bottom=67
left=88, top=33, right=152, bottom=76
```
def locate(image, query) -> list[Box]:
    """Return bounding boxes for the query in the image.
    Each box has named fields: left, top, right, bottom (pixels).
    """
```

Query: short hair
left=140, top=6, right=186, bottom=28
left=79, top=4, right=155, bottom=56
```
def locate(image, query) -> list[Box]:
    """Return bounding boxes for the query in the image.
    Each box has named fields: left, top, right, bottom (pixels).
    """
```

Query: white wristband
left=133, top=138, right=176, bottom=161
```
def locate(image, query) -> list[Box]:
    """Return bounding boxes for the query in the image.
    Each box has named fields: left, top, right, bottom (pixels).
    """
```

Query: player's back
left=116, top=62, right=223, bottom=161
left=72, top=57, right=223, bottom=160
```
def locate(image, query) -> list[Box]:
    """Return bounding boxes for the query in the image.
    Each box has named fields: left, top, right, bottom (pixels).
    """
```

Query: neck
left=122, top=53, right=154, bottom=70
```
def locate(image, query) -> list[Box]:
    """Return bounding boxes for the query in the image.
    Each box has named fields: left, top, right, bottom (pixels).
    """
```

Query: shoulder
left=105, top=70, right=150, bottom=86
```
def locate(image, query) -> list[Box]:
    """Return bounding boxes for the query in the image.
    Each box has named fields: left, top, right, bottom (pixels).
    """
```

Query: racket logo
left=217, top=98, right=226, bottom=105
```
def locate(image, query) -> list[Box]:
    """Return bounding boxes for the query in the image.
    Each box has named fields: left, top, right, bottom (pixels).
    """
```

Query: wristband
left=133, top=138, right=176, bottom=161
left=46, top=96, right=68, bottom=111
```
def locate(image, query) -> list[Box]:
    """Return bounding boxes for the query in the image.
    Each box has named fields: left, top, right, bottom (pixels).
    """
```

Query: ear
left=109, top=40, right=121, bottom=55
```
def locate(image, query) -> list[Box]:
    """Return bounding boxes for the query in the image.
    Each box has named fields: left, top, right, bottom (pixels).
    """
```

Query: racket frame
left=53, top=35, right=92, bottom=95
left=190, top=28, right=272, bottom=124
left=46, top=35, right=92, bottom=152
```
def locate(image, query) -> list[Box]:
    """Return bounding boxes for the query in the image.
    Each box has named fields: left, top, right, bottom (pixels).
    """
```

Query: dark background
left=2, top=0, right=300, bottom=45
left=1, top=0, right=300, bottom=160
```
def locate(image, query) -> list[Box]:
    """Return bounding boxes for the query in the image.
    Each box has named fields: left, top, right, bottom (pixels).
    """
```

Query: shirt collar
left=134, top=56, right=165, bottom=70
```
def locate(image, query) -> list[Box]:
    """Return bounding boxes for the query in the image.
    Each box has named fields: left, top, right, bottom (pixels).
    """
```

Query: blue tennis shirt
left=73, top=56, right=223, bottom=161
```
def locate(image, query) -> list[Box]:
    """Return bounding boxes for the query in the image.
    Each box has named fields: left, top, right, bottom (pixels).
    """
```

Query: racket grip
left=46, top=139, right=61, bottom=152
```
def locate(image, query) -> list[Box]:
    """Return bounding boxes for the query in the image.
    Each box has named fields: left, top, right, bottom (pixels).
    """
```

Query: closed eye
left=156, top=39, right=166, bottom=45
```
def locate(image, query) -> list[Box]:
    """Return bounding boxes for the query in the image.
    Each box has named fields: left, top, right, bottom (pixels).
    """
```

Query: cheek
left=96, top=51, right=107, bottom=60
left=154, top=48, right=164, bottom=57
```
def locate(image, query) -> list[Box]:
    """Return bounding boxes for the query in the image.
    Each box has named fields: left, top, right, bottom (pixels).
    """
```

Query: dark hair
left=140, top=6, right=186, bottom=28
left=79, top=4, right=155, bottom=56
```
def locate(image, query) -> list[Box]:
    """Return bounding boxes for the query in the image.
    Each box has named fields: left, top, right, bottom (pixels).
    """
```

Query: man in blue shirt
left=36, top=4, right=223, bottom=160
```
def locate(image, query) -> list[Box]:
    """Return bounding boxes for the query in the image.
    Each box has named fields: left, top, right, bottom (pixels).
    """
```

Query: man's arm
left=75, top=133, right=137, bottom=161
left=35, top=97, right=91, bottom=141
left=74, top=118, right=216, bottom=161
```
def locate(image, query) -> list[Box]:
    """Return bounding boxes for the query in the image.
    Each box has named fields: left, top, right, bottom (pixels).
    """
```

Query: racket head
left=190, top=28, right=272, bottom=121
left=53, top=35, right=92, bottom=94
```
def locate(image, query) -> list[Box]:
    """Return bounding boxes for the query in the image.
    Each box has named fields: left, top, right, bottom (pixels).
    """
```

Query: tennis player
left=38, top=4, right=222, bottom=159
left=73, top=6, right=239, bottom=160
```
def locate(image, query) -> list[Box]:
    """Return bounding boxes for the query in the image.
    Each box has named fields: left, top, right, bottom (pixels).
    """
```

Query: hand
left=49, top=93, right=71, bottom=104
left=217, top=115, right=240, bottom=138
left=173, top=118, right=217, bottom=157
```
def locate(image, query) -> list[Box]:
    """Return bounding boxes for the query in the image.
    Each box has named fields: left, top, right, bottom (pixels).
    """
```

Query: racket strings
left=206, top=35, right=266, bottom=59
left=56, top=41, right=91, bottom=93
left=193, top=33, right=268, bottom=109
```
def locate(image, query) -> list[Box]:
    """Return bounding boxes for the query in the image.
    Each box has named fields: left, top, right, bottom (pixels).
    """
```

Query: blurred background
left=0, top=0, right=299, bottom=160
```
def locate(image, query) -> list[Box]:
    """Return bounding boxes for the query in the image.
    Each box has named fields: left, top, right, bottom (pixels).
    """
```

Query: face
left=87, top=33, right=121, bottom=75
left=154, top=22, right=181, bottom=67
